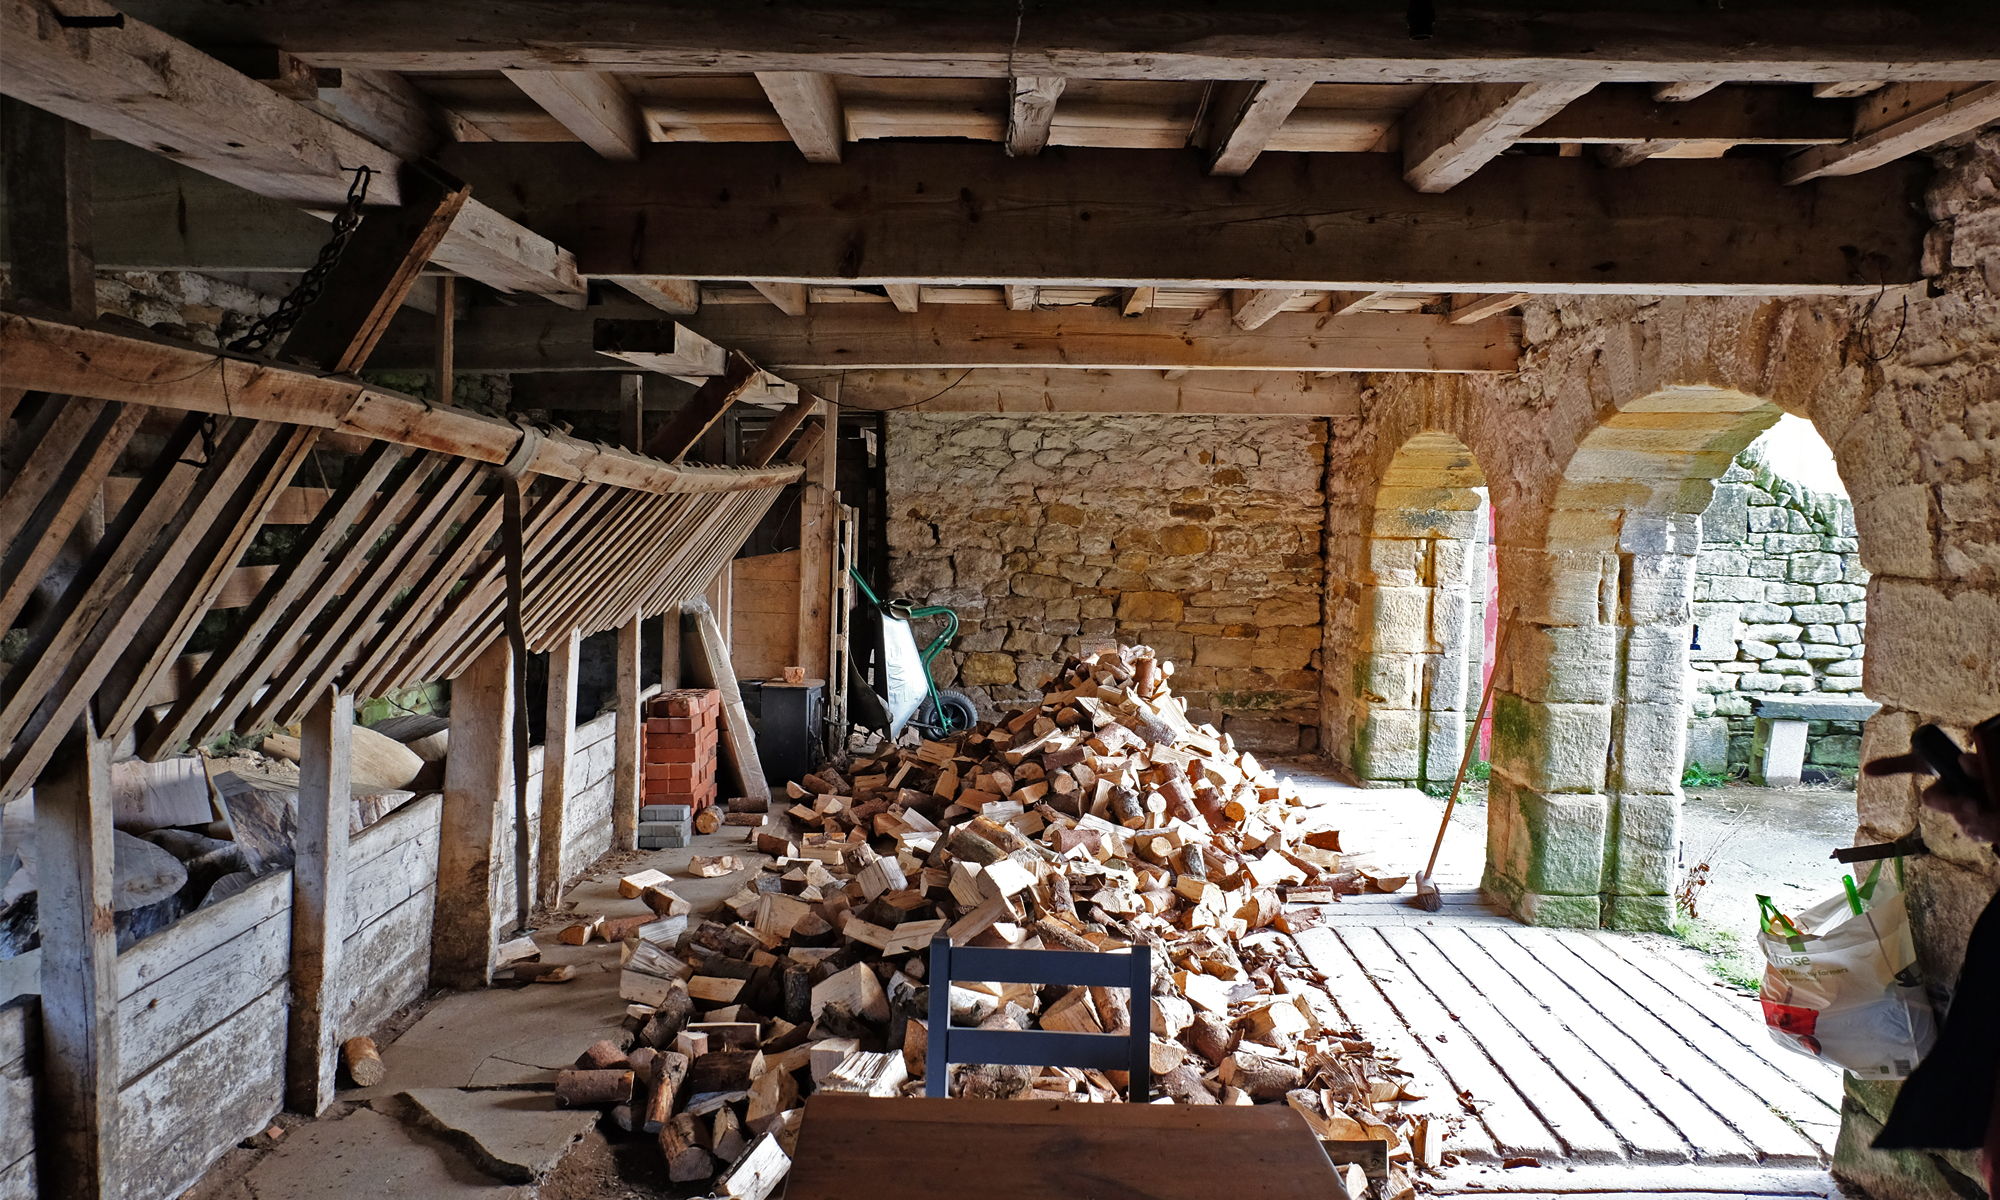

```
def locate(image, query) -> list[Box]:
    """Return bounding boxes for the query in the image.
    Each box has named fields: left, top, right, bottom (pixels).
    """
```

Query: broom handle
left=1422, top=607, right=1517, bottom=882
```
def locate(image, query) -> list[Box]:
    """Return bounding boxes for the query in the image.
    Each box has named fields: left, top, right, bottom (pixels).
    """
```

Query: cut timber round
left=341, top=1036, right=386, bottom=1087
left=694, top=807, right=723, bottom=835
left=555, top=1068, right=634, bottom=1107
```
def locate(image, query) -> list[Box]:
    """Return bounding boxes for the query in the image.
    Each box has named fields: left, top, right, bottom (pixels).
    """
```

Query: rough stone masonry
left=884, top=413, right=1327, bottom=754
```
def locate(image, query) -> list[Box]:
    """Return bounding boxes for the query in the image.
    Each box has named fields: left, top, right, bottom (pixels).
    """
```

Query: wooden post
left=1, top=97, right=94, bottom=316
left=432, top=638, right=511, bottom=990
left=433, top=274, right=455, bottom=404
left=538, top=627, right=580, bottom=908
left=622, top=373, right=645, bottom=455
left=613, top=610, right=641, bottom=851
left=288, top=687, right=352, bottom=1114
left=33, top=715, right=119, bottom=1199
left=797, top=400, right=838, bottom=680
left=706, top=564, right=733, bottom=648
left=661, top=607, right=682, bottom=692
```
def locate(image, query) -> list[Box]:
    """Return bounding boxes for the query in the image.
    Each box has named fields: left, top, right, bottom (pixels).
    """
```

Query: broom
left=1412, top=607, right=1516, bottom=913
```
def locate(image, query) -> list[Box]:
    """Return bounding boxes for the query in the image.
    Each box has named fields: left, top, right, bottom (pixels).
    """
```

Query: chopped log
left=718, top=1131, right=791, bottom=1200
left=495, top=935, right=541, bottom=967
left=559, top=916, right=604, bottom=945
left=1108, top=786, right=1147, bottom=828
left=628, top=1047, right=657, bottom=1077
left=341, top=1036, right=386, bottom=1087
left=643, top=885, right=693, bottom=916
left=1158, top=1064, right=1218, bottom=1104
left=810, top=962, right=890, bottom=1024
left=695, top=807, right=724, bottom=834
left=1031, top=918, right=1096, bottom=954
left=690, top=855, right=743, bottom=877
left=746, top=1056, right=799, bottom=1126
left=644, top=1050, right=691, bottom=1132
left=660, top=1112, right=716, bottom=1182
left=576, top=1039, right=631, bottom=1070
left=1188, top=1011, right=1236, bottom=1065
left=517, top=963, right=579, bottom=984
left=555, top=1068, right=634, bottom=1107
left=685, top=1049, right=764, bottom=1096
left=1219, top=1050, right=1301, bottom=1100
left=818, top=1049, right=908, bottom=1097
left=711, top=1104, right=748, bottom=1164
left=601, top=914, right=657, bottom=941
left=620, top=868, right=672, bottom=898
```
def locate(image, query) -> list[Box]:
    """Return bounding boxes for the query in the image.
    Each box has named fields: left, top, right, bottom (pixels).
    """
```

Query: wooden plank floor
left=1291, top=918, right=1843, bottom=1195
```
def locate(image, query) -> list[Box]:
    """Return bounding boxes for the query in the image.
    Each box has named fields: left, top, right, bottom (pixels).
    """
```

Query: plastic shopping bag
left=1756, top=860, right=1936, bottom=1080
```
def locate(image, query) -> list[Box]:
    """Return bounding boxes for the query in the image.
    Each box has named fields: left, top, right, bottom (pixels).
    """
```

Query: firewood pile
left=565, top=645, right=1453, bottom=1200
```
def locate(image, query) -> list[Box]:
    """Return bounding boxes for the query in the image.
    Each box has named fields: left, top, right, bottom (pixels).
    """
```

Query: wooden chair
left=926, top=936, right=1152, bottom=1101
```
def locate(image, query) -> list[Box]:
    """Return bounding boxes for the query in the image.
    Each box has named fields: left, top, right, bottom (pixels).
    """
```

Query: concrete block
left=1751, top=718, right=1809, bottom=786
left=1354, top=708, right=1422, bottom=781
left=1366, top=586, right=1433, bottom=654
left=1689, top=603, right=1741, bottom=661
left=1491, top=695, right=1610, bottom=793
left=1605, top=894, right=1675, bottom=933
left=1608, top=790, right=1680, bottom=894
left=1685, top=717, right=1730, bottom=773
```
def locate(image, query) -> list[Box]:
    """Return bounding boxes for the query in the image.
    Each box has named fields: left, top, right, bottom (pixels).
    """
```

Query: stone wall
left=1688, top=449, right=1869, bottom=777
left=883, top=413, right=1327, bottom=754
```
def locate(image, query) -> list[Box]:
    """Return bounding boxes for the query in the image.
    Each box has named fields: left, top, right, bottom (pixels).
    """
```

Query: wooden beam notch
left=1401, top=82, right=1596, bottom=193
left=755, top=72, right=844, bottom=163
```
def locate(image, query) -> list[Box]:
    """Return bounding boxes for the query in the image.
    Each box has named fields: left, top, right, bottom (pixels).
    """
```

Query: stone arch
left=1483, top=386, right=1785, bottom=931
left=1352, top=431, right=1491, bottom=790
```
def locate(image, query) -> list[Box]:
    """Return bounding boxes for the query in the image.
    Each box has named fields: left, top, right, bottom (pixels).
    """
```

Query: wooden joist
left=438, top=142, right=1929, bottom=293
left=1783, top=81, right=2000, bottom=183
left=502, top=69, right=646, bottom=160
left=756, top=71, right=844, bottom=163
left=646, top=353, right=762, bottom=460
left=1205, top=80, right=1314, bottom=176
left=791, top=368, right=1366, bottom=417
left=115, top=1, right=2000, bottom=83
left=1401, top=82, right=1597, bottom=192
left=1230, top=288, right=1302, bottom=331
left=1005, top=76, right=1065, bottom=157
left=0, top=312, right=804, bottom=495
left=0, top=0, right=583, bottom=301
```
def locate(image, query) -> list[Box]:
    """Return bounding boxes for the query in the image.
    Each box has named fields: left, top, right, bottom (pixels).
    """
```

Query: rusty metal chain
left=227, top=165, right=375, bottom=356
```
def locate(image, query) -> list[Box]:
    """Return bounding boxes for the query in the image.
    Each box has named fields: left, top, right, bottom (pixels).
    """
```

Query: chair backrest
left=926, top=936, right=1151, bottom=1102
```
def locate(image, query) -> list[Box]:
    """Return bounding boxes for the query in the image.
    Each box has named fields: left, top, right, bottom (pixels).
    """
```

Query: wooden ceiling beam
left=1650, top=82, right=1723, bottom=102
left=604, top=275, right=701, bottom=315
left=751, top=280, right=811, bottom=316
left=1230, top=288, right=1301, bottom=331
left=0, top=312, right=801, bottom=495
left=1205, top=79, right=1314, bottom=176
left=1520, top=83, right=1849, bottom=144
left=1005, top=76, right=1065, bottom=157
left=0, top=0, right=585, bottom=302
left=113, top=1, right=2000, bottom=83
left=1784, top=81, right=2000, bottom=183
left=439, top=141, right=1925, bottom=292
left=756, top=71, right=845, bottom=163
left=501, top=69, right=645, bottom=160
left=799, top=367, right=1365, bottom=417
left=1401, top=81, right=1597, bottom=192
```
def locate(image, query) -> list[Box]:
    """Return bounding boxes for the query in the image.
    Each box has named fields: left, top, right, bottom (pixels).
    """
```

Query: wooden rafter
left=1230, top=288, right=1302, bottom=331
left=0, top=398, right=147, bottom=637
left=1784, top=81, right=2000, bottom=183
left=1005, top=76, right=1065, bottom=157
left=756, top=71, right=844, bottom=163
left=0, top=313, right=802, bottom=495
left=1650, top=82, right=1722, bottom=102
left=1401, top=82, right=1597, bottom=192
left=1205, top=80, right=1314, bottom=176
left=646, top=353, right=761, bottom=460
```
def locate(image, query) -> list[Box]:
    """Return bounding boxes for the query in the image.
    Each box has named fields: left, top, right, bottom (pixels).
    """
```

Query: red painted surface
left=1479, top=500, right=1500, bottom=759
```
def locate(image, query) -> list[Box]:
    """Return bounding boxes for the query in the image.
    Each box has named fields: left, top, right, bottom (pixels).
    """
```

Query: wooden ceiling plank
left=437, top=142, right=1927, bottom=293
left=1402, top=81, right=1597, bottom=192
left=0, top=0, right=583, bottom=302
left=1230, top=288, right=1302, bottom=331
left=1006, top=76, right=1066, bottom=157
left=756, top=71, right=845, bottom=163
left=1206, top=79, right=1315, bottom=176
left=502, top=69, right=645, bottom=160
left=792, top=368, right=1364, bottom=416
left=1784, top=81, right=2000, bottom=183
left=1, top=312, right=801, bottom=495
left=1650, top=82, right=1722, bottom=102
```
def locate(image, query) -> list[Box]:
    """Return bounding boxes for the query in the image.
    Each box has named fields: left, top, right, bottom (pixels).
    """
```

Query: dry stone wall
left=1688, top=450, right=1868, bottom=777
left=883, top=412, right=1327, bottom=753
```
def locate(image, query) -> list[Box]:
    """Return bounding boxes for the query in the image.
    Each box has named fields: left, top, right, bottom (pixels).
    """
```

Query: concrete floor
left=187, top=767, right=1858, bottom=1200
left=1680, top=781, right=1863, bottom=946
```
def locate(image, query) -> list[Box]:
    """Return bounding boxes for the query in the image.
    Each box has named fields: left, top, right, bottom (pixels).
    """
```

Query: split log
left=660, top=1113, right=716, bottom=1182
left=711, top=1104, right=748, bottom=1163
left=341, top=1036, right=386, bottom=1087
left=1158, top=1064, right=1218, bottom=1104
left=718, top=1131, right=791, bottom=1200
left=644, top=1050, right=691, bottom=1132
left=555, top=1068, right=634, bottom=1107
left=643, top=885, right=693, bottom=916
left=685, top=1049, right=763, bottom=1097
left=1219, top=1050, right=1301, bottom=1100
left=620, top=868, right=672, bottom=898
left=728, top=795, right=770, bottom=814
left=1188, top=1012, right=1236, bottom=1065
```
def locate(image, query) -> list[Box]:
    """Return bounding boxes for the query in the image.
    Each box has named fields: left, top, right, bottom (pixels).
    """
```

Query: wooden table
left=786, top=1094, right=1345, bottom=1200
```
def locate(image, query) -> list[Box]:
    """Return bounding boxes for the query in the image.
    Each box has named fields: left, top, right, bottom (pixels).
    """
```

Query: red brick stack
left=642, top=688, right=720, bottom=811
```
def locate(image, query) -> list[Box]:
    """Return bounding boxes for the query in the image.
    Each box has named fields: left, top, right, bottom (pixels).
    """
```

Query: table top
left=786, top=1094, right=1343, bottom=1200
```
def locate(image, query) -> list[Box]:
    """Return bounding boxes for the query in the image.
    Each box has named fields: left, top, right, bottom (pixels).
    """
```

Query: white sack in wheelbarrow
left=1756, top=863, right=1936, bottom=1080
left=877, top=610, right=929, bottom=738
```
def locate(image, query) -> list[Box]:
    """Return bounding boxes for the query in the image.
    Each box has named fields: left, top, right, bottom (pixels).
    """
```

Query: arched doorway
left=1354, top=432, right=1491, bottom=790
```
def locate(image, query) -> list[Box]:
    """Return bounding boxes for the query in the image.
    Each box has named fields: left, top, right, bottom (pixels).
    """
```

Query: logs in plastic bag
left=1755, top=860, right=1936, bottom=1080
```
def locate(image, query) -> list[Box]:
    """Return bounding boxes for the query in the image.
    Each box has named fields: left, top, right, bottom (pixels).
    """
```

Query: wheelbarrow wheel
left=914, top=690, right=979, bottom=739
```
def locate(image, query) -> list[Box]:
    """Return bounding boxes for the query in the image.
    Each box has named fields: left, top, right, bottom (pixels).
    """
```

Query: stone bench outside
left=1748, top=695, right=1881, bottom=786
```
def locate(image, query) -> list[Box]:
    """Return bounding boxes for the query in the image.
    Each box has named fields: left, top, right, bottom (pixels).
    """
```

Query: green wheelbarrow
left=847, top=568, right=978, bottom=741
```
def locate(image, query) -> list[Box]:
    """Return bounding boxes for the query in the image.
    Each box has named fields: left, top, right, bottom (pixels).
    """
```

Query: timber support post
left=288, top=687, right=353, bottom=1114
left=538, top=627, right=580, bottom=908
left=432, top=638, right=512, bottom=989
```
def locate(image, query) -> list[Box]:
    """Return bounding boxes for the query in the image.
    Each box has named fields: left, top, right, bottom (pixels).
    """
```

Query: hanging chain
left=228, top=165, right=375, bottom=356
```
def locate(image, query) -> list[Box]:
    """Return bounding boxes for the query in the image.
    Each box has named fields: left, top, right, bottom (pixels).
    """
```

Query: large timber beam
left=372, top=301, right=1519, bottom=373
left=114, top=1, right=2000, bottom=83
left=439, top=142, right=1929, bottom=293
left=0, top=0, right=584, bottom=301
left=0, top=312, right=801, bottom=494
left=800, top=368, right=1366, bottom=416
left=501, top=70, right=645, bottom=160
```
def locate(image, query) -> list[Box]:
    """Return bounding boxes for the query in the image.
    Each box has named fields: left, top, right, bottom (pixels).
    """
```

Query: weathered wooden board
left=117, top=870, right=291, bottom=1000
left=118, top=907, right=289, bottom=1087
left=340, top=883, right=436, bottom=1039
left=0, top=996, right=35, bottom=1191
left=118, top=987, right=286, bottom=1200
